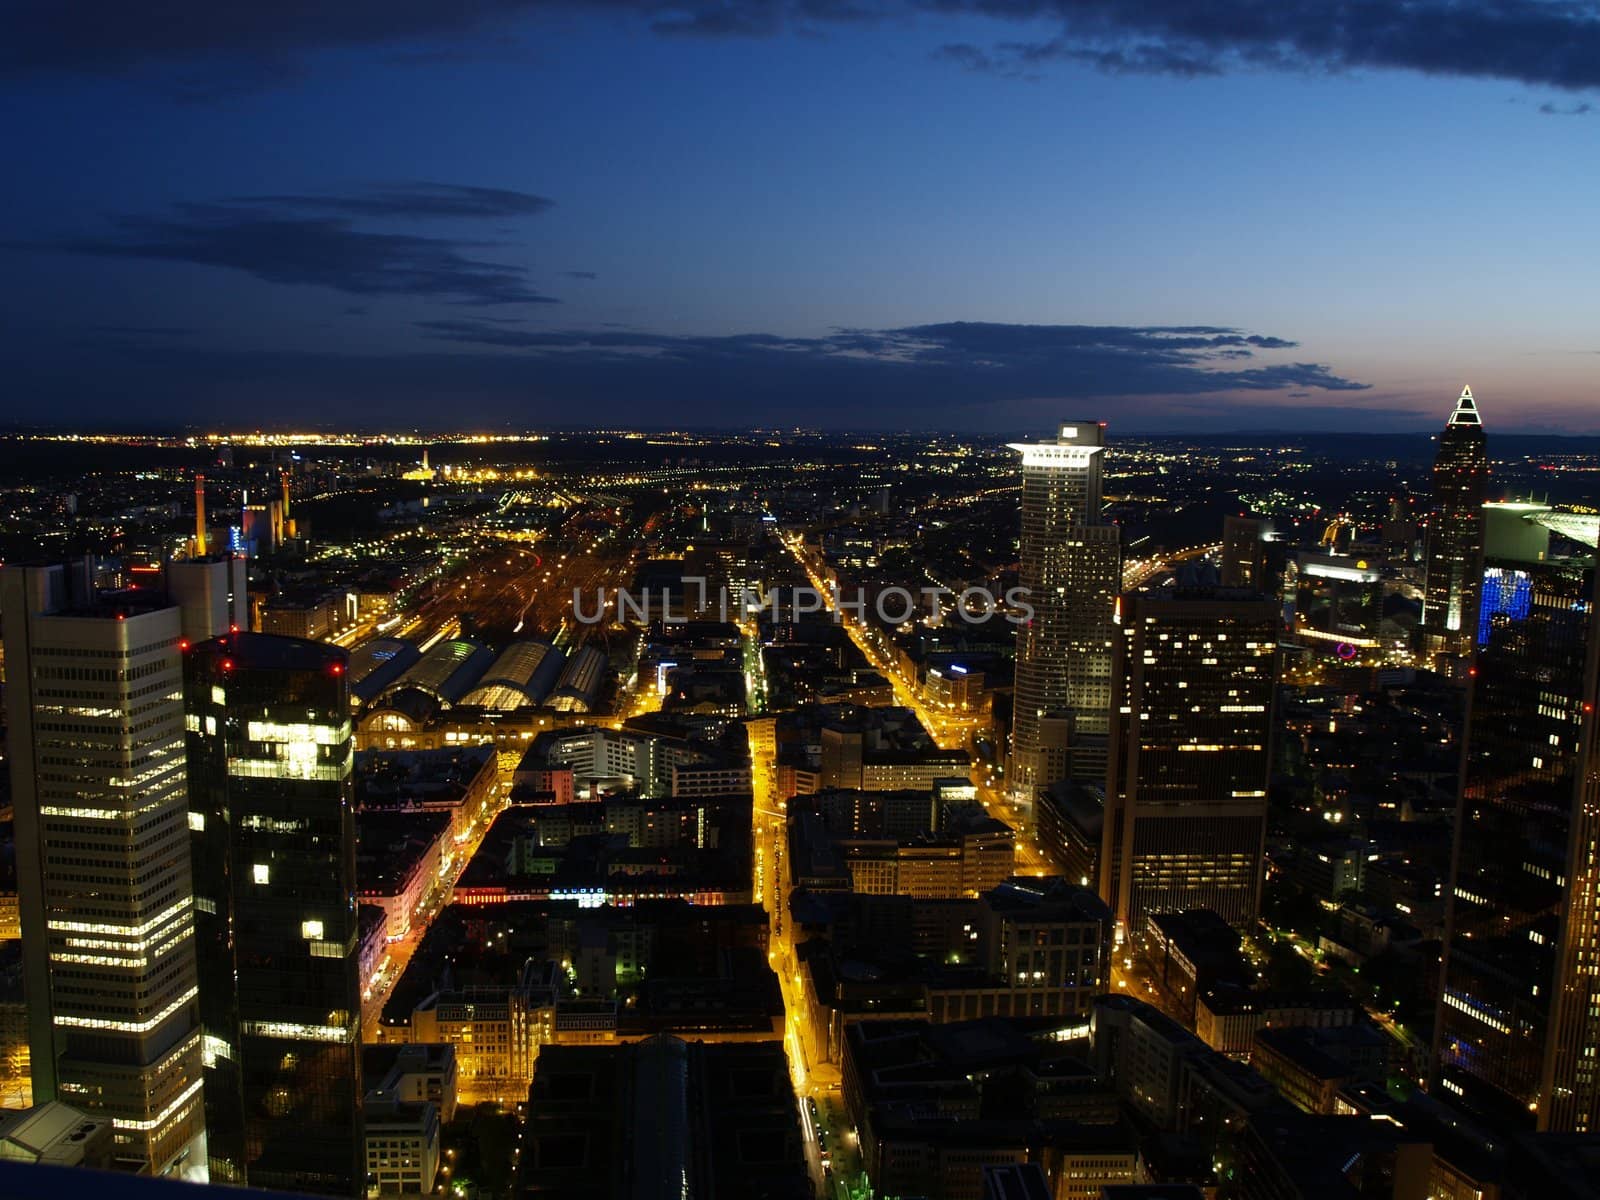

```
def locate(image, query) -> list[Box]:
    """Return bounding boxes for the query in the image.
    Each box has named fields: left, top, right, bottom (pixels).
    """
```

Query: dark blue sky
left=3, top=2, right=1598, bottom=432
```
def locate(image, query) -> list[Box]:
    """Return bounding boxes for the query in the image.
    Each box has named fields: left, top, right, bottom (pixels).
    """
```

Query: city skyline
left=0, top=403, right=1597, bottom=1195
left=5, top=5, right=1600, bottom=1196
left=5, top=7, right=1600, bottom=431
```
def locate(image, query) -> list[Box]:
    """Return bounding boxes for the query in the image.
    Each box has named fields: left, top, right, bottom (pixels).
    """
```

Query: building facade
left=1008, top=423, right=1121, bottom=812
left=1421, top=386, right=1490, bottom=661
left=1435, top=550, right=1600, bottom=1132
left=1102, top=586, right=1280, bottom=933
left=0, top=564, right=205, bottom=1175
left=184, top=632, right=363, bottom=1191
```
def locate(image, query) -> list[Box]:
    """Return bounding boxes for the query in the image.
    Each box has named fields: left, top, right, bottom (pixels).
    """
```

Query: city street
left=360, top=777, right=511, bottom=1034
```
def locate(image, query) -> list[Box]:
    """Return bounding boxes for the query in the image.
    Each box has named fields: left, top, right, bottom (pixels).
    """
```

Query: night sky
left=4, top=2, right=1599, bottom=433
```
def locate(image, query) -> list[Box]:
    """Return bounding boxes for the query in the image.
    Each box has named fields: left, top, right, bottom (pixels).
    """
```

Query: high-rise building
left=1101, top=581, right=1280, bottom=935
left=1435, top=538, right=1600, bottom=1132
left=166, top=555, right=248, bottom=642
left=1421, top=386, right=1489, bottom=660
left=183, top=632, right=363, bottom=1192
left=1008, top=422, right=1121, bottom=813
left=0, top=563, right=205, bottom=1175
left=1221, top=514, right=1274, bottom=591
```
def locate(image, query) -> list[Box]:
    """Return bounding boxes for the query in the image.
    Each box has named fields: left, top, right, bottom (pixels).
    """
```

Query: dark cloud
left=994, top=36, right=1224, bottom=79
left=37, top=192, right=558, bottom=306
left=563, top=270, right=599, bottom=280
left=405, top=317, right=1366, bottom=404
left=935, top=43, right=1001, bottom=72
left=0, top=2, right=515, bottom=76
left=7, top=0, right=1600, bottom=96
left=0, top=317, right=1375, bottom=430
left=230, top=183, right=554, bottom=219
left=1539, top=100, right=1595, bottom=115
left=929, top=0, right=1600, bottom=91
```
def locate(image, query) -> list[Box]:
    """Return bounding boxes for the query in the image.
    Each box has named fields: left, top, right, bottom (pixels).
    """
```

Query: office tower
left=1435, top=543, right=1600, bottom=1132
left=0, top=563, right=205, bottom=1175
left=1383, top=489, right=1420, bottom=563
left=166, top=555, right=248, bottom=642
left=184, top=633, right=362, bottom=1192
left=1101, top=579, right=1280, bottom=935
left=1008, top=422, right=1121, bottom=813
left=1421, top=386, right=1489, bottom=660
left=1221, top=514, right=1273, bottom=590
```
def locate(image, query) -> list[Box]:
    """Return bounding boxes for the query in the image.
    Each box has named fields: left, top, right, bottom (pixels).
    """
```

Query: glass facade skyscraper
left=1007, top=422, right=1121, bottom=815
left=183, top=632, right=363, bottom=1193
left=1422, top=386, right=1489, bottom=662
left=1436, top=549, right=1600, bottom=1131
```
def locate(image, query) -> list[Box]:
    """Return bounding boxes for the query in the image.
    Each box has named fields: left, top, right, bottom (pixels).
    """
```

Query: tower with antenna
left=1421, top=385, right=1489, bottom=663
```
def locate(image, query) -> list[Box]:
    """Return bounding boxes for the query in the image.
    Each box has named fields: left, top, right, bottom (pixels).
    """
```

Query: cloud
left=37, top=188, right=559, bottom=306
left=1539, top=100, right=1595, bottom=115
left=0, top=316, right=1391, bottom=430
left=928, top=0, right=1600, bottom=91
left=935, top=42, right=1002, bottom=72
left=563, top=270, right=599, bottom=280
left=7, top=0, right=1600, bottom=96
left=992, top=36, right=1224, bottom=80
left=403, top=317, right=1368, bottom=409
left=230, top=182, right=554, bottom=219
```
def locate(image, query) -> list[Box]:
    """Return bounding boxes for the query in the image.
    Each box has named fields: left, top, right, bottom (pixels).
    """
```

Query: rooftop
left=189, top=630, right=347, bottom=674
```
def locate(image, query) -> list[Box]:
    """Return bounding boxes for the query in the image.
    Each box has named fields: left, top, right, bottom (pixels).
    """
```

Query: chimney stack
left=194, top=473, right=207, bottom=556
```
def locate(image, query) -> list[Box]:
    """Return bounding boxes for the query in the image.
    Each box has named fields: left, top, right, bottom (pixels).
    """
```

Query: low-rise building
left=843, top=1018, right=1133, bottom=1200
left=355, top=745, right=498, bottom=846
left=1089, top=995, right=1281, bottom=1137
left=1144, top=910, right=1255, bottom=1024
left=0, top=1103, right=113, bottom=1169
left=409, top=968, right=556, bottom=1105
left=0, top=943, right=29, bottom=1110
left=362, top=1094, right=440, bottom=1197
left=1193, top=987, right=1359, bottom=1059
left=363, top=1043, right=459, bottom=1124
left=260, top=590, right=352, bottom=641
left=518, top=1037, right=809, bottom=1199
left=796, top=880, right=1111, bottom=1063
left=357, top=812, right=451, bottom=940
left=1251, top=1025, right=1389, bottom=1115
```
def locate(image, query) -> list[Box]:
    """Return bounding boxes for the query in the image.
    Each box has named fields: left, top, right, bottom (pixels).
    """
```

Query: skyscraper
left=0, top=562, right=205, bottom=1175
left=1220, top=514, right=1273, bottom=591
left=166, top=554, right=248, bottom=642
left=184, top=632, right=362, bottom=1193
left=1008, top=422, right=1121, bottom=814
left=1101, top=580, right=1280, bottom=935
left=1422, top=386, right=1489, bottom=661
left=1435, top=538, right=1600, bottom=1132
